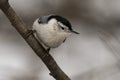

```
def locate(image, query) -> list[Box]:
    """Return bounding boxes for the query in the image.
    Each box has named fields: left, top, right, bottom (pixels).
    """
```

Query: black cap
left=47, top=14, right=80, bottom=34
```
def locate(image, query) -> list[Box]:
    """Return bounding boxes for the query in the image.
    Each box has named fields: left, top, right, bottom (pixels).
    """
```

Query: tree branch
left=0, top=0, right=71, bottom=80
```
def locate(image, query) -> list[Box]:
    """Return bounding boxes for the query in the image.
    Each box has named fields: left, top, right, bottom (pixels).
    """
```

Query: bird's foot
left=24, top=29, right=36, bottom=38
left=47, top=48, right=51, bottom=52
left=63, top=38, right=66, bottom=43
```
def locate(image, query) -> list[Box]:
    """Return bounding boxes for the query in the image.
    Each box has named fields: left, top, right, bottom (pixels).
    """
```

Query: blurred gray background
left=0, top=0, right=120, bottom=80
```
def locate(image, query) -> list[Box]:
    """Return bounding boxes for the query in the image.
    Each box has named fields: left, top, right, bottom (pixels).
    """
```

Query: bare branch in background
left=0, top=0, right=71, bottom=80
left=98, top=30, right=120, bottom=61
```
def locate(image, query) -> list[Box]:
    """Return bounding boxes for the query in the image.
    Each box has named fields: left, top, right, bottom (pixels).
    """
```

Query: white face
left=48, top=18, right=72, bottom=35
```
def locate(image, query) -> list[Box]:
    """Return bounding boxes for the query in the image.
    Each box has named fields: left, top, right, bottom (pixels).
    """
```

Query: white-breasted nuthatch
left=32, top=14, right=79, bottom=51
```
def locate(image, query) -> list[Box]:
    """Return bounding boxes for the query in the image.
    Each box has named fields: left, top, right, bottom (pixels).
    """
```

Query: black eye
left=61, top=27, right=65, bottom=30
left=38, top=19, right=42, bottom=24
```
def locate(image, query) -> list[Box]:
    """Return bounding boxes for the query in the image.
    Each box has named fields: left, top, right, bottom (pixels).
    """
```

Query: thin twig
left=0, top=0, right=71, bottom=80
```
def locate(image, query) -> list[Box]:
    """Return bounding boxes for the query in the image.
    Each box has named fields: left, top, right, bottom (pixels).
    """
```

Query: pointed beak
left=71, top=30, right=80, bottom=34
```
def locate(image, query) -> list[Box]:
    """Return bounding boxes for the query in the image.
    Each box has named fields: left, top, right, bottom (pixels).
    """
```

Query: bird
left=32, top=14, right=79, bottom=51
